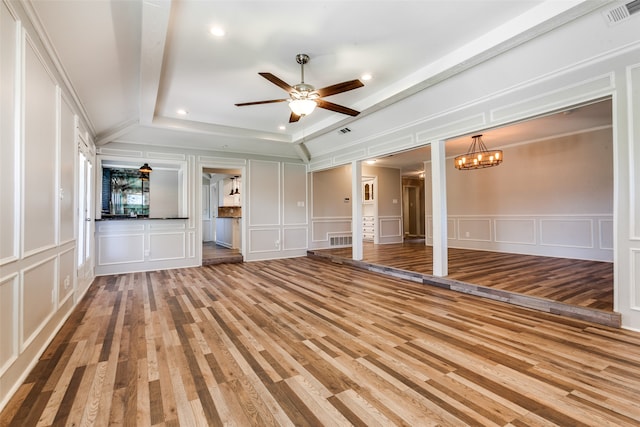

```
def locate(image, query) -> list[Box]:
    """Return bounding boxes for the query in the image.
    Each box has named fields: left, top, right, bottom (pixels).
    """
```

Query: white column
left=352, top=161, right=363, bottom=260
left=423, top=160, right=430, bottom=247
left=431, top=140, right=448, bottom=276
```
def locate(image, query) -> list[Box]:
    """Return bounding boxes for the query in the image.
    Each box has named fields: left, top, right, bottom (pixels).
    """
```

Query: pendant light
left=139, top=163, right=152, bottom=174
left=229, top=177, right=235, bottom=196
left=454, top=134, right=503, bottom=170
left=234, top=176, right=240, bottom=194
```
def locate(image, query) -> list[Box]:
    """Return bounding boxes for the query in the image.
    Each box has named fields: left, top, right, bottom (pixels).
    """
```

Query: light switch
left=297, top=201, right=305, bottom=207
left=392, top=199, right=398, bottom=204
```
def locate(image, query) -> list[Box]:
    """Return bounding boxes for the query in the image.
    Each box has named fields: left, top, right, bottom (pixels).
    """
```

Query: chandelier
left=454, top=134, right=503, bottom=170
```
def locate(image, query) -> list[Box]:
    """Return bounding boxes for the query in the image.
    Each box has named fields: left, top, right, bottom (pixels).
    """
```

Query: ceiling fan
left=235, top=53, right=364, bottom=123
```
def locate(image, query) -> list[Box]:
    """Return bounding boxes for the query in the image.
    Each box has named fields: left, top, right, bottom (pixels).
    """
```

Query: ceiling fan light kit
left=454, top=134, right=503, bottom=170
left=289, top=99, right=317, bottom=116
left=235, top=53, right=364, bottom=122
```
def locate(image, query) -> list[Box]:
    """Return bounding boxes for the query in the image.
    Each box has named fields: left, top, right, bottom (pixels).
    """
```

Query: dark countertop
left=96, top=216, right=188, bottom=221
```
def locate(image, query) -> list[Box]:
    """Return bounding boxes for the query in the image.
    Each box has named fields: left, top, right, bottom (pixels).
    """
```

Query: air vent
left=330, top=236, right=352, bottom=246
left=603, top=0, right=640, bottom=26
left=338, top=127, right=351, bottom=134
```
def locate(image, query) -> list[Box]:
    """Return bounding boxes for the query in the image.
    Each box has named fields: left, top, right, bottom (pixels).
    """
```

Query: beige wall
left=419, top=128, right=614, bottom=261
left=363, top=164, right=402, bottom=218
left=312, top=164, right=353, bottom=218
left=310, top=164, right=403, bottom=247
left=446, top=128, right=613, bottom=216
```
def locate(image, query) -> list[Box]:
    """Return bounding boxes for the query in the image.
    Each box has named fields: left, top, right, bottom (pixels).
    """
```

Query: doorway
left=77, top=146, right=94, bottom=295
left=201, top=166, right=244, bottom=265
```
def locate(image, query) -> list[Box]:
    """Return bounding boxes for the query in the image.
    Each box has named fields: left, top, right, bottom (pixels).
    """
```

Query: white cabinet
left=362, top=178, right=374, bottom=204
left=363, top=216, right=375, bottom=241
left=215, top=217, right=241, bottom=249
left=216, top=218, right=231, bottom=247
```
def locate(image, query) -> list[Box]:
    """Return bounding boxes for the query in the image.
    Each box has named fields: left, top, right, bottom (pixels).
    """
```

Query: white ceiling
left=28, top=0, right=609, bottom=164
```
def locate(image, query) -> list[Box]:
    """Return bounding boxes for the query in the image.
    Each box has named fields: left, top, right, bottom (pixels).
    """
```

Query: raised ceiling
left=27, top=0, right=607, bottom=161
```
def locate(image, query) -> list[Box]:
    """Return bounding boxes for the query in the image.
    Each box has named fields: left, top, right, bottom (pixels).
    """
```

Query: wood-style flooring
left=2, top=257, right=639, bottom=426
left=308, top=241, right=615, bottom=326
left=202, top=242, right=242, bottom=265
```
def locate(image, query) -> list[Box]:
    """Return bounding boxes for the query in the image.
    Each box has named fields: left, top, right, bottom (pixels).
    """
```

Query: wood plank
left=1, top=257, right=638, bottom=426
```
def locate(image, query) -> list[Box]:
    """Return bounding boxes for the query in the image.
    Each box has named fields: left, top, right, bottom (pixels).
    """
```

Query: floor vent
left=330, top=236, right=352, bottom=246
left=603, top=0, right=640, bottom=26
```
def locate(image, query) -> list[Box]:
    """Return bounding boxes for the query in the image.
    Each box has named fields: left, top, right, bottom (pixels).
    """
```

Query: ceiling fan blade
left=235, top=99, right=288, bottom=107
left=316, top=99, right=360, bottom=116
left=316, top=79, right=364, bottom=97
left=289, top=112, right=301, bottom=123
left=259, top=72, right=294, bottom=92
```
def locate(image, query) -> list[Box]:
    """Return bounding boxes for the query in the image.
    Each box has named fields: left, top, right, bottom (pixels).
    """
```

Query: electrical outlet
left=275, top=240, right=280, bottom=248
left=465, top=231, right=470, bottom=238
left=64, top=275, right=70, bottom=289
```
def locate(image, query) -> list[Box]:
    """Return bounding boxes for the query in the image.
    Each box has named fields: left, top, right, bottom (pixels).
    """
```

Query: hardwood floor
left=308, top=241, right=615, bottom=325
left=202, top=242, right=242, bottom=265
left=2, top=258, right=639, bottom=426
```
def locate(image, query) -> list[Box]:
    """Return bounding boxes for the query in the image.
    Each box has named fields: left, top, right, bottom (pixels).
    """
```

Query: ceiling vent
left=603, top=0, right=640, bottom=26
left=338, top=127, right=351, bottom=134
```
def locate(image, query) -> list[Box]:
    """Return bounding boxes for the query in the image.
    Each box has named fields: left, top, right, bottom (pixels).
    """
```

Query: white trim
left=19, top=255, right=58, bottom=353
left=0, top=273, right=19, bottom=377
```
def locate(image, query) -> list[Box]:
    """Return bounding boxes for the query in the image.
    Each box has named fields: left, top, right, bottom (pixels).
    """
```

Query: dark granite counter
left=96, top=216, right=188, bottom=221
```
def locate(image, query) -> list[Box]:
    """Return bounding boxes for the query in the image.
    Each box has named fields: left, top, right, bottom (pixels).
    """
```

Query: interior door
left=77, top=149, right=93, bottom=292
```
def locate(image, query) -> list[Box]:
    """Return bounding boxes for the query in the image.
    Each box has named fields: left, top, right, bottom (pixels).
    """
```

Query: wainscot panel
left=0, top=274, right=18, bottom=375
left=95, top=219, right=196, bottom=275
left=21, top=257, right=57, bottom=350
left=283, top=227, right=308, bottom=251
left=248, top=228, right=281, bottom=253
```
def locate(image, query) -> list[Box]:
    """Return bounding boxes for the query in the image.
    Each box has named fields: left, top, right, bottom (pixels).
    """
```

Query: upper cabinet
left=363, top=178, right=374, bottom=204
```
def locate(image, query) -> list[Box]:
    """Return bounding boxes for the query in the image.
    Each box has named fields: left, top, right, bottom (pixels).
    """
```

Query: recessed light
left=177, top=109, right=189, bottom=115
left=210, top=26, right=225, bottom=37
left=278, top=125, right=286, bottom=130
left=366, top=159, right=377, bottom=165
left=361, top=73, right=372, bottom=81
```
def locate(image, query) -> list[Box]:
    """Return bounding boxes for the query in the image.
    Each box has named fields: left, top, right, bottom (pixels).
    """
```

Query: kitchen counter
left=97, top=216, right=188, bottom=221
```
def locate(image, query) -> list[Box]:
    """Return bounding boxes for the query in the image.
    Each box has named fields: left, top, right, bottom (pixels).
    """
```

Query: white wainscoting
left=632, top=249, right=640, bottom=311
left=57, top=248, right=75, bottom=306
left=310, top=218, right=353, bottom=249
left=149, top=233, right=186, bottom=261
left=98, top=234, right=145, bottom=265
left=248, top=228, right=281, bottom=253
left=379, top=216, right=403, bottom=244
left=283, top=227, right=308, bottom=251
left=427, top=214, right=613, bottom=262
left=21, top=256, right=57, bottom=351
left=310, top=216, right=403, bottom=248
left=95, top=219, right=197, bottom=275
left=0, top=273, right=18, bottom=376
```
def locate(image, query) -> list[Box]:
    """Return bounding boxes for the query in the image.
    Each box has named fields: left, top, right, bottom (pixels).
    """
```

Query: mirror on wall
left=101, top=168, right=149, bottom=217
